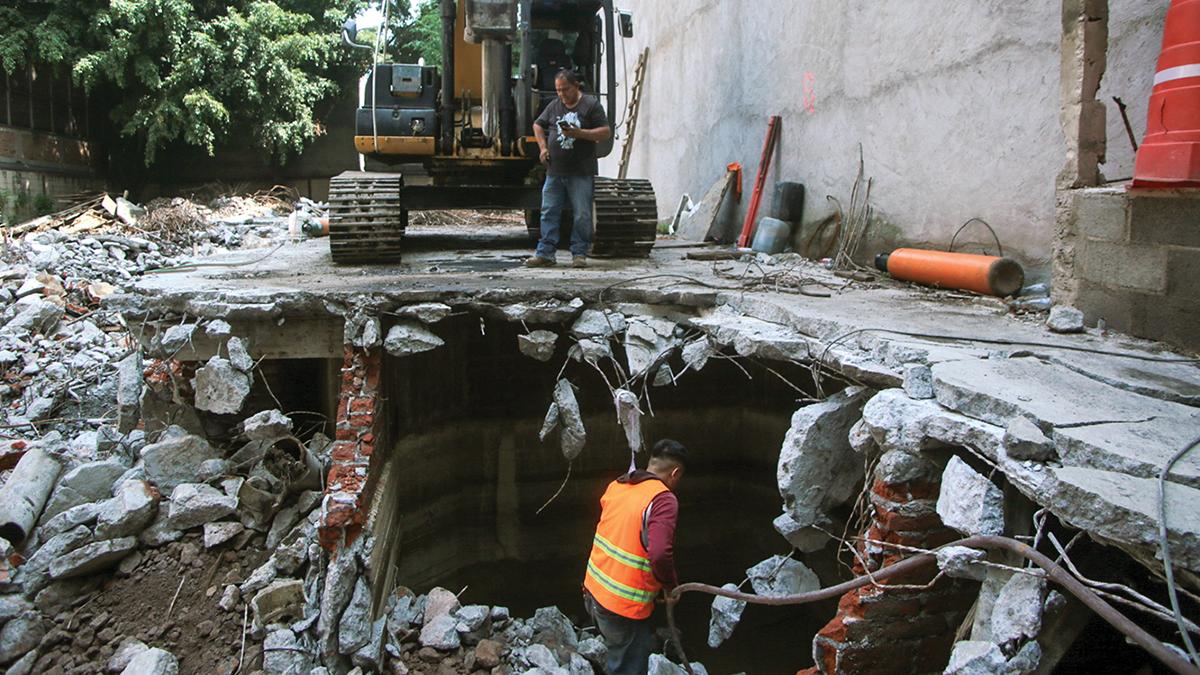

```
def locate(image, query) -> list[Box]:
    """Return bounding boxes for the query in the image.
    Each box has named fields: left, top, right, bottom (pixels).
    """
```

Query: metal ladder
left=617, top=48, right=649, bottom=180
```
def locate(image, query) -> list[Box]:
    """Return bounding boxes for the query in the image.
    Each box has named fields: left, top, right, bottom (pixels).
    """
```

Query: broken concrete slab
left=168, top=483, right=238, bottom=530
left=192, top=356, right=251, bottom=415
left=707, top=583, right=746, bottom=649
left=937, top=456, right=1005, bottom=536
left=518, top=330, right=558, bottom=361
left=776, top=387, right=869, bottom=533
left=932, top=357, right=1197, bottom=433
left=48, top=536, right=137, bottom=579
left=1052, top=419, right=1200, bottom=490
left=384, top=321, right=444, bottom=356
left=1047, top=467, right=1200, bottom=572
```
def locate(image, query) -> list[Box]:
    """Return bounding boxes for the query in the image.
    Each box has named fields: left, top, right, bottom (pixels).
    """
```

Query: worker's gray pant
left=583, top=590, right=654, bottom=675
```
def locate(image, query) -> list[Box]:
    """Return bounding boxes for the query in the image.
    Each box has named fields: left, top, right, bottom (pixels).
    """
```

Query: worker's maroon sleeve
left=646, top=490, right=679, bottom=590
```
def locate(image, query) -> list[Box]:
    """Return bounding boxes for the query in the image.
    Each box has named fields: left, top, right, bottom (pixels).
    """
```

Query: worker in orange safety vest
left=582, top=439, right=688, bottom=675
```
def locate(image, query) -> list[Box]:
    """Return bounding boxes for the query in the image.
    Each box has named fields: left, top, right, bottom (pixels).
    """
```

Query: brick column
left=804, top=450, right=977, bottom=675
left=318, top=345, right=382, bottom=550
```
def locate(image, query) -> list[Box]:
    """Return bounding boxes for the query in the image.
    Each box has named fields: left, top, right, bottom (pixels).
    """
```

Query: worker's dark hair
left=555, top=69, right=582, bottom=87
left=650, top=438, right=689, bottom=469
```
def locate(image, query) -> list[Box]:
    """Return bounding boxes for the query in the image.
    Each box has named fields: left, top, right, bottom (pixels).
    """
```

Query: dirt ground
left=32, top=531, right=269, bottom=674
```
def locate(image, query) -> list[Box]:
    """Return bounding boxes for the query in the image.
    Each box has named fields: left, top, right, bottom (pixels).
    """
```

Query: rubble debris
left=772, top=511, right=828, bottom=553
left=647, top=654, right=708, bottom=675
left=707, top=583, right=747, bottom=648
left=107, top=638, right=149, bottom=672
left=120, top=647, right=178, bottom=675
left=40, top=457, right=127, bottom=524
left=384, top=321, right=445, bottom=356
left=252, top=579, right=307, bottom=629
left=0, top=611, right=46, bottom=665
left=202, top=521, right=244, bottom=548
left=227, top=336, right=254, bottom=372
left=902, top=363, right=935, bottom=399
left=613, top=389, right=644, bottom=456
left=746, top=555, right=820, bottom=597
left=570, top=309, right=627, bottom=339
left=1046, top=305, right=1085, bottom=333
left=623, top=316, right=679, bottom=377
left=0, top=447, right=62, bottom=544
left=93, top=480, right=158, bottom=539
left=518, top=330, right=558, bottom=361
left=192, top=356, right=252, bottom=414
left=344, top=312, right=382, bottom=349
left=569, top=337, right=612, bottom=364
left=242, top=409, right=293, bottom=442
left=140, top=431, right=221, bottom=491
left=49, top=536, right=137, bottom=579
left=937, top=456, right=1005, bottom=536
left=990, top=572, right=1047, bottom=645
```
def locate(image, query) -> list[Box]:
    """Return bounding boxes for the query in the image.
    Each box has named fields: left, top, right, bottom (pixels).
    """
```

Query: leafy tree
left=0, top=0, right=393, bottom=165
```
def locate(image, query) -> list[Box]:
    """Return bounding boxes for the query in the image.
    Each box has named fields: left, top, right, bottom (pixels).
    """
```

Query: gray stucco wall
left=601, top=0, right=1167, bottom=272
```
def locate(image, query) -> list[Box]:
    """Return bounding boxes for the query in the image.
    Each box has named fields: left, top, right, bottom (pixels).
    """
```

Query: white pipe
left=0, top=447, right=61, bottom=544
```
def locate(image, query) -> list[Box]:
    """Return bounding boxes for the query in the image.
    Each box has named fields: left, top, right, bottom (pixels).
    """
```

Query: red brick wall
left=318, top=345, right=382, bottom=550
left=802, top=463, right=977, bottom=674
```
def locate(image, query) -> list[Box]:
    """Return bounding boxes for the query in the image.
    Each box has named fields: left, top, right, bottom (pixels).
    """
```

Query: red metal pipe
left=738, top=116, right=780, bottom=248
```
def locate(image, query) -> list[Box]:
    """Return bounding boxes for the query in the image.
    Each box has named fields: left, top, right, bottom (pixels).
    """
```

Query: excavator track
left=591, top=177, right=658, bottom=258
left=328, top=171, right=406, bottom=264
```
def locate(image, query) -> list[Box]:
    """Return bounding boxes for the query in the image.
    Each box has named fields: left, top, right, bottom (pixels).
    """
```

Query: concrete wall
left=602, top=0, right=1167, bottom=273
left=0, top=126, right=104, bottom=223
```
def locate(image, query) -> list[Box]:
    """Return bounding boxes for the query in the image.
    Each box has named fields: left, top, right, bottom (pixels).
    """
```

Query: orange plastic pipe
left=875, top=248, right=1025, bottom=297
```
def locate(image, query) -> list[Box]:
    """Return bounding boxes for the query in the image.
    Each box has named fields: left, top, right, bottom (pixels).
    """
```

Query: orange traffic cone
left=1133, top=0, right=1200, bottom=188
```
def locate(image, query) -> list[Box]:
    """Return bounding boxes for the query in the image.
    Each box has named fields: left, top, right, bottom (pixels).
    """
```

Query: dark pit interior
left=366, top=313, right=849, bottom=672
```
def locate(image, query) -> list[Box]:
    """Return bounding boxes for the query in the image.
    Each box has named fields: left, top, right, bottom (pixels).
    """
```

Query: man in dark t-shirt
left=526, top=70, right=612, bottom=268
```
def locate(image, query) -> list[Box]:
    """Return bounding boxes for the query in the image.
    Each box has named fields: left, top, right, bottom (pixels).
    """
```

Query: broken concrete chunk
left=682, top=337, right=715, bottom=372
left=140, top=431, right=221, bottom=492
left=120, top=647, right=178, bottom=675
left=613, top=389, right=643, bottom=456
left=935, top=546, right=988, bottom=581
left=1003, top=416, right=1056, bottom=462
left=990, top=572, right=1046, bottom=645
left=531, top=606, right=578, bottom=651
left=0, top=611, right=45, bottom=666
left=647, top=654, right=708, bottom=675
left=1046, top=305, right=1085, bottom=334
left=902, top=363, right=934, bottom=399
left=108, top=638, right=150, bottom=672
left=937, top=456, right=1005, bottom=536
left=570, top=309, right=626, bottom=339
left=875, top=449, right=940, bottom=485
left=623, top=317, right=678, bottom=377
left=553, top=379, right=586, bottom=461
left=423, top=587, right=461, bottom=624
left=48, top=536, right=136, bottom=579
left=397, top=302, right=453, bottom=324
left=1005, top=639, right=1042, bottom=674
left=944, top=640, right=1006, bottom=674
left=227, top=337, right=254, bottom=372
left=139, top=509, right=183, bottom=548
left=94, top=480, right=158, bottom=540
left=771, top=512, right=829, bottom=553
left=253, top=579, right=306, bottom=630
left=159, top=323, right=197, bottom=354
left=539, top=403, right=560, bottom=442
left=116, top=351, right=142, bottom=434
left=344, top=312, right=382, bottom=349
left=168, top=483, right=238, bottom=530
left=707, top=583, right=746, bottom=649
left=419, top=614, right=461, bottom=651
left=518, top=330, right=558, bottom=362
left=243, top=409, right=293, bottom=442
left=193, top=356, right=252, bottom=415
left=204, top=320, right=232, bottom=337
left=384, top=321, right=444, bottom=357
left=653, top=365, right=674, bottom=387
left=569, top=338, right=612, bottom=364
left=339, top=577, right=373, bottom=655
left=264, top=627, right=315, bottom=675
left=38, top=502, right=101, bottom=541
left=218, top=585, right=240, bottom=612
left=203, top=521, right=244, bottom=548
left=40, top=458, right=128, bottom=523
left=746, top=555, right=820, bottom=597
left=776, top=387, right=869, bottom=530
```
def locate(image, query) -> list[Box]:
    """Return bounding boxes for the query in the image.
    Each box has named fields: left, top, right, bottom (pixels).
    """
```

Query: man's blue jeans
left=583, top=590, right=654, bottom=675
left=536, top=174, right=594, bottom=259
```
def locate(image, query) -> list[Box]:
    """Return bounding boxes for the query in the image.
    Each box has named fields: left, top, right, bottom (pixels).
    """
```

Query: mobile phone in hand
left=558, top=120, right=571, bottom=131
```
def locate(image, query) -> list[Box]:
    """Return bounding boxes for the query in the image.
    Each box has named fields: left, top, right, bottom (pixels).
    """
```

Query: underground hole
left=366, top=314, right=848, bottom=672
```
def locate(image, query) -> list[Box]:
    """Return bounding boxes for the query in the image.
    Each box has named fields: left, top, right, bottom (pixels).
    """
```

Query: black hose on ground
left=664, top=535, right=1200, bottom=675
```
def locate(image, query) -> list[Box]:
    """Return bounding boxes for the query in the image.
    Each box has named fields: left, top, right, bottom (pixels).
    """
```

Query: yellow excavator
left=331, top=0, right=656, bottom=264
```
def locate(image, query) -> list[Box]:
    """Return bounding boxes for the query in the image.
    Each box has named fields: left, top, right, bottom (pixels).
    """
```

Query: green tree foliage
left=0, top=0, right=395, bottom=164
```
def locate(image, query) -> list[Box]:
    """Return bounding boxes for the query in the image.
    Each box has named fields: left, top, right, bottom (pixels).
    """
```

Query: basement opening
left=366, top=311, right=849, bottom=672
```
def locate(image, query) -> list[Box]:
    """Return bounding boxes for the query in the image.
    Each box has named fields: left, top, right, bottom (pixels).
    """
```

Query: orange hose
left=877, top=248, right=1024, bottom=297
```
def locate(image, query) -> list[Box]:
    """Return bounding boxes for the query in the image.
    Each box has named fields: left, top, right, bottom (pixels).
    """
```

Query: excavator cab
left=328, top=0, right=656, bottom=264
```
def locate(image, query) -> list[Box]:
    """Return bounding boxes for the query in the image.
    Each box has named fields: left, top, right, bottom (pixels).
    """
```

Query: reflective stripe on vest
left=583, top=478, right=669, bottom=620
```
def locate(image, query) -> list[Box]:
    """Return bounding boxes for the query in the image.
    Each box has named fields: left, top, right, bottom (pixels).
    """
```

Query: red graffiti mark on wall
left=803, top=72, right=817, bottom=115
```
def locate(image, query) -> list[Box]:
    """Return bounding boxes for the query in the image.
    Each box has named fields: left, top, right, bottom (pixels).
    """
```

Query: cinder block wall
left=1055, top=188, right=1200, bottom=350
